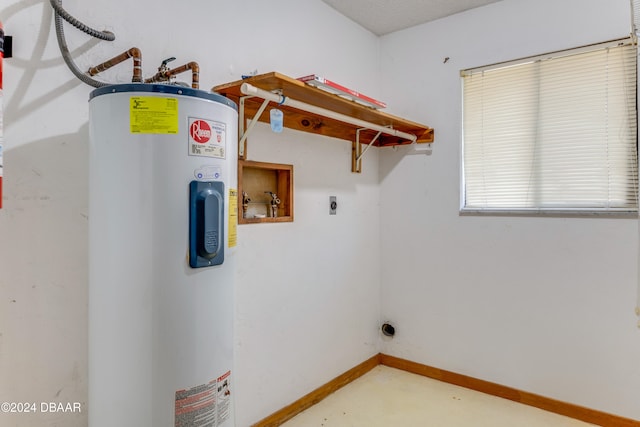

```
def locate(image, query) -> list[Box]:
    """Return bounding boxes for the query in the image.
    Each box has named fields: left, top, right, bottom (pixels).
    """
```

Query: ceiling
left=321, top=0, right=503, bottom=36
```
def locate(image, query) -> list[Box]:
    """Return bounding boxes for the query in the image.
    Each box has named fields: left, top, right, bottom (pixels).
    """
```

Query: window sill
left=459, top=208, right=638, bottom=218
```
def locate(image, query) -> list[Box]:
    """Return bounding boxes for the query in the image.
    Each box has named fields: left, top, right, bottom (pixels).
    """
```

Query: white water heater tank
left=88, top=84, right=238, bottom=427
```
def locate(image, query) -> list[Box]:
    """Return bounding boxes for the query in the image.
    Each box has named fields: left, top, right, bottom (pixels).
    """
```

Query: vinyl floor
left=281, top=366, right=596, bottom=427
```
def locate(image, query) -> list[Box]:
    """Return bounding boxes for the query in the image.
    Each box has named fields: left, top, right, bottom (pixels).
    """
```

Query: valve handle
left=161, top=57, right=176, bottom=67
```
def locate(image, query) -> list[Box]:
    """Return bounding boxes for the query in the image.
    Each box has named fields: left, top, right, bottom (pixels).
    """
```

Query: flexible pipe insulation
left=50, top=0, right=114, bottom=41
left=50, top=0, right=114, bottom=87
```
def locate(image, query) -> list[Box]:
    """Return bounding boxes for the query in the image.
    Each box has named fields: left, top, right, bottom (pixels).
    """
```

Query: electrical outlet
left=329, top=196, right=337, bottom=215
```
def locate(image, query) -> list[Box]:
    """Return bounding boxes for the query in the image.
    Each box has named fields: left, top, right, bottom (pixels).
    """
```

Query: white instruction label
left=175, top=379, right=216, bottom=426
left=188, top=117, right=226, bottom=159
left=174, top=370, right=232, bottom=427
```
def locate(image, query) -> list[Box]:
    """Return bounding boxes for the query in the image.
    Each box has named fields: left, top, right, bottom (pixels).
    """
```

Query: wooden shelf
left=212, top=72, right=434, bottom=147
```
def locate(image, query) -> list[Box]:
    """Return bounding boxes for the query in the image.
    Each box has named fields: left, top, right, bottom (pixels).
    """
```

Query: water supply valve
left=242, top=191, right=251, bottom=218
left=265, top=191, right=281, bottom=218
left=147, top=56, right=176, bottom=83
left=143, top=56, right=200, bottom=89
left=159, top=56, right=176, bottom=73
left=159, top=57, right=176, bottom=81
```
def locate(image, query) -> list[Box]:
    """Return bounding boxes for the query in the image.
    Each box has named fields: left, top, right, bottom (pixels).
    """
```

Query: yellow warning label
left=228, top=189, right=238, bottom=248
left=130, top=97, right=178, bottom=134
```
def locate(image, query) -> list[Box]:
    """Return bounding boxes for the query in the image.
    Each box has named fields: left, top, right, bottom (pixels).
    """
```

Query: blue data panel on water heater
left=189, top=180, right=224, bottom=268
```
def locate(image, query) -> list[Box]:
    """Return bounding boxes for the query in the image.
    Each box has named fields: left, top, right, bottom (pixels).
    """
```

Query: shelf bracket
left=238, top=95, right=270, bottom=159
left=352, top=128, right=383, bottom=173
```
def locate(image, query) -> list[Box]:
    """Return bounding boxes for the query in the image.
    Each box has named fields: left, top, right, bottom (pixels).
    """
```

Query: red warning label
left=190, top=119, right=212, bottom=143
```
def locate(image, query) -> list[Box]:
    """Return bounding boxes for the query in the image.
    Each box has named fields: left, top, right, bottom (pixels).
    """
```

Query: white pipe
left=406, top=142, right=433, bottom=156
left=240, top=83, right=417, bottom=143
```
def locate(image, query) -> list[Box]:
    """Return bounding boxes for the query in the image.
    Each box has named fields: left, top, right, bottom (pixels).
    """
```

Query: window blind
left=461, top=39, right=638, bottom=215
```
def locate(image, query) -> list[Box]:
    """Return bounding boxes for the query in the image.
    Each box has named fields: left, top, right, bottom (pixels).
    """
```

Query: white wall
left=379, top=0, right=640, bottom=420
left=4, top=0, right=640, bottom=425
left=0, top=1, right=381, bottom=426
left=235, top=127, right=381, bottom=425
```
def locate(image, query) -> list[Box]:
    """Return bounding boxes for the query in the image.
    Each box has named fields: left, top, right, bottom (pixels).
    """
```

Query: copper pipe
left=88, top=47, right=142, bottom=82
left=169, top=62, right=199, bottom=89
left=145, top=61, right=200, bottom=89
